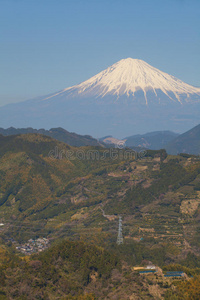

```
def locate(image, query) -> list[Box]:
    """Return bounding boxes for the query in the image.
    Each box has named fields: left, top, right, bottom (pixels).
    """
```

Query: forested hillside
left=1, top=134, right=200, bottom=298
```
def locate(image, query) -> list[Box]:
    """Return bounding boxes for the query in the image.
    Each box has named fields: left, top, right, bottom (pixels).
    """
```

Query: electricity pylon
left=117, top=216, right=123, bottom=245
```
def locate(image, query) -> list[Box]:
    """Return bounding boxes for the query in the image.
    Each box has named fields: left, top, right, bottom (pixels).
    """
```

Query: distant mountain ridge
left=2, top=126, right=200, bottom=155
left=0, top=127, right=180, bottom=151
left=0, top=58, right=200, bottom=137
left=124, top=131, right=179, bottom=150
left=0, top=127, right=103, bottom=147
left=100, top=131, right=179, bottom=150
left=165, top=124, right=200, bottom=155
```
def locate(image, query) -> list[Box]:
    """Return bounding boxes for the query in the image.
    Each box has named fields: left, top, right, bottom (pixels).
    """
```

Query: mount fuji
left=1, top=58, right=200, bottom=137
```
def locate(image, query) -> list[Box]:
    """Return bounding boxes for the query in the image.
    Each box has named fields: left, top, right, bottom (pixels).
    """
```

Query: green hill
left=1, top=134, right=200, bottom=268
left=1, top=134, right=200, bottom=298
left=0, top=240, right=119, bottom=299
left=2, top=239, right=182, bottom=300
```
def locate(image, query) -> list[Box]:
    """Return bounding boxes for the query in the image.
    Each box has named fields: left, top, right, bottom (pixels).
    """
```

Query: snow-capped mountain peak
left=55, top=58, right=200, bottom=104
left=1, top=58, right=200, bottom=137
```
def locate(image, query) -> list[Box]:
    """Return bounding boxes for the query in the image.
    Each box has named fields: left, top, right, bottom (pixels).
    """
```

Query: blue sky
left=0, top=0, right=200, bottom=106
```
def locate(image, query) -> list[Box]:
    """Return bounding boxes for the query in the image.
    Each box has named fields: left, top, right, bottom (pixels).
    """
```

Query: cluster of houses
left=16, top=238, right=50, bottom=254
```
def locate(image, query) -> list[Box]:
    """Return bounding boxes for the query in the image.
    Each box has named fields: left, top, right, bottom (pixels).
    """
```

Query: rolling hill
left=1, top=133, right=200, bottom=298
left=0, top=133, right=200, bottom=258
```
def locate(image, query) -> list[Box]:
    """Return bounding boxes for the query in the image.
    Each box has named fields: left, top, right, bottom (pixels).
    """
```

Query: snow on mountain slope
left=42, top=58, right=200, bottom=104
left=0, top=58, right=200, bottom=137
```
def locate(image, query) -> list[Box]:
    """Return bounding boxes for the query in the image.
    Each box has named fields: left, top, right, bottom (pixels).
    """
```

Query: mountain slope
left=0, top=239, right=173, bottom=300
left=50, top=58, right=200, bottom=104
left=0, top=58, right=200, bottom=137
left=165, top=123, right=200, bottom=155
left=0, top=127, right=103, bottom=147
left=124, top=131, right=179, bottom=150
left=101, top=131, right=180, bottom=150
left=2, top=134, right=200, bottom=272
